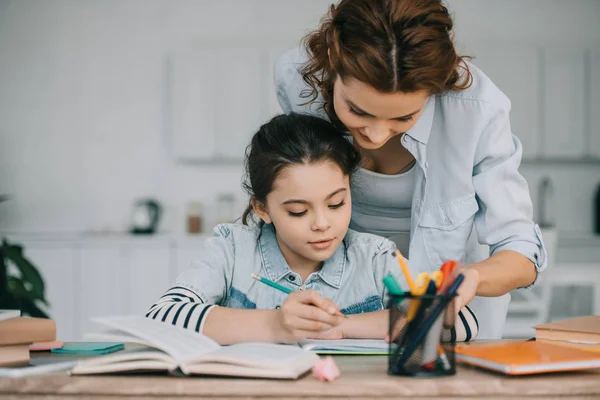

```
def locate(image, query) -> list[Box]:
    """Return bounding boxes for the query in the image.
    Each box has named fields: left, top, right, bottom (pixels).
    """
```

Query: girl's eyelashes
left=329, top=200, right=345, bottom=209
left=287, top=201, right=345, bottom=217
left=395, top=115, right=414, bottom=122
left=349, top=107, right=368, bottom=117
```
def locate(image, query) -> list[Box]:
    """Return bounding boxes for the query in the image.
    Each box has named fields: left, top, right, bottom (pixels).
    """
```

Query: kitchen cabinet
left=78, top=246, right=123, bottom=339
left=471, top=46, right=542, bottom=159
left=591, top=49, right=600, bottom=159
left=24, top=243, right=78, bottom=341
left=542, top=49, right=587, bottom=158
left=214, top=48, right=263, bottom=159
left=170, top=45, right=281, bottom=162
left=170, top=49, right=218, bottom=161
left=124, top=244, right=171, bottom=316
left=265, top=47, right=287, bottom=119
left=12, top=236, right=211, bottom=340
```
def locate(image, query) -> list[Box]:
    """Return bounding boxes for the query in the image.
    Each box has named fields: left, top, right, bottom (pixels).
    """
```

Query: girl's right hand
left=273, top=290, right=345, bottom=343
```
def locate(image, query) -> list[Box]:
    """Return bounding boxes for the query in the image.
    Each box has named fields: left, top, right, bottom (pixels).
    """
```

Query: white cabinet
left=170, top=49, right=218, bottom=161
left=14, top=236, right=211, bottom=340
left=78, top=246, right=123, bottom=339
left=124, top=244, right=171, bottom=316
left=215, top=48, right=263, bottom=159
left=472, top=46, right=542, bottom=159
left=169, top=44, right=290, bottom=162
left=542, top=49, right=587, bottom=158
left=24, top=243, right=77, bottom=341
left=591, top=50, right=600, bottom=159
left=265, top=47, right=287, bottom=119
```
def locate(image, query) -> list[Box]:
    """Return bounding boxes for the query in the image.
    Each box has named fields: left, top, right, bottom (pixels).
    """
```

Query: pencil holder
left=388, top=293, right=457, bottom=377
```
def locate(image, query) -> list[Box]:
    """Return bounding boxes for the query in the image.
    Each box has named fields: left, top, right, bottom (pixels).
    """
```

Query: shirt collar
left=258, top=222, right=347, bottom=289
left=404, top=96, right=435, bottom=145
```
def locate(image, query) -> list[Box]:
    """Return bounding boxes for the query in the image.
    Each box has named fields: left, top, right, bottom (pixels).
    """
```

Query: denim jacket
left=274, top=46, right=548, bottom=339
left=148, top=222, right=480, bottom=341
left=175, top=222, right=405, bottom=314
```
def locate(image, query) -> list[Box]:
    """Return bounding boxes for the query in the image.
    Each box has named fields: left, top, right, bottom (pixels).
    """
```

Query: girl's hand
left=273, top=290, right=345, bottom=343
left=454, top=267, right=480, bottom=313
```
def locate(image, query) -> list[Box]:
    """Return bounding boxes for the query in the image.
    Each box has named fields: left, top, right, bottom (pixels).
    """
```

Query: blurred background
left=0, top=0, right=599, bottom=340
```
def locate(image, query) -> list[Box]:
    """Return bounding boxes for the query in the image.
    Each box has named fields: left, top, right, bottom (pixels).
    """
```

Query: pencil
left=251, top=273, right=348, bottom=318
left=394, top=249, right=417, bottom=294
left=251, top=273, right=293, bottom=294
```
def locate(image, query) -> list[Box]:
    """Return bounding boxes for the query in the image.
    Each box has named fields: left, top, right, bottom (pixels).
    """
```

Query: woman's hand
left=273, top=290, right=345, bottom=343
left=454, top=267, right=480, bottom=313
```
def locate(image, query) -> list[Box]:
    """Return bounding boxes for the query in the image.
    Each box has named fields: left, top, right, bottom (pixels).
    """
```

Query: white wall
left=1, top=0, right=599, bottom=236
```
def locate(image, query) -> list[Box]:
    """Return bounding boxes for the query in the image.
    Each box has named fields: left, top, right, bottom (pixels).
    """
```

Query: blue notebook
left=51, top=342, right=124, bottom=355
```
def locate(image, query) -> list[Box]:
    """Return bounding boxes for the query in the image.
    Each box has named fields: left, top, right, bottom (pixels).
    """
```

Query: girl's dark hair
left=242, top=113, right=360, bottom=225
left=301, top=0, right=472, bottom=127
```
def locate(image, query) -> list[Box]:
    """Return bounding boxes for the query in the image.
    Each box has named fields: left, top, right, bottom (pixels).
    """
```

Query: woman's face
left=333, top=76, right=429, bottom=150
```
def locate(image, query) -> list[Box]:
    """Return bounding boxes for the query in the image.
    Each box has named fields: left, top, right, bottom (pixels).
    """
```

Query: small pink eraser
left=312, top=356, right=340, bottom=382
left=29, top=340, right=64, bottom=351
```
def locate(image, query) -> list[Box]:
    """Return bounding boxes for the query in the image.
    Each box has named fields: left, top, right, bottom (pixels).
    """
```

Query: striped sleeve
left=443, top=304, right=479, bottom=342
left=145, top=286, right=217, bottom=334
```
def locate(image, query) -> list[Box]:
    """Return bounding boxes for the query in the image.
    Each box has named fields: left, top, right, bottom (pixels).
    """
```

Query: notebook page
left=92, top=316, right=220, bottom=363
left=182, top=343, right=319, bottom=373
left=192, top=343, right=318, bottom=369
left=299, top=339, right=389, bottom=352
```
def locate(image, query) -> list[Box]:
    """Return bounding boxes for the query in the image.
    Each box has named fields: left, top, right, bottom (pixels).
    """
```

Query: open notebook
left=71, top=316, right=318, bottom=379
left=298, top=339, right=389, bottom=355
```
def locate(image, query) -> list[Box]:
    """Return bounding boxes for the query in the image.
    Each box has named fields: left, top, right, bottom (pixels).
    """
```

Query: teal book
left=51, top=342, right=124, bottom=355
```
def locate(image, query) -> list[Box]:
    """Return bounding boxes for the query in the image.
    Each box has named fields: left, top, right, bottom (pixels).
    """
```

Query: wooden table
left=1, top=354, right=600, bottom=399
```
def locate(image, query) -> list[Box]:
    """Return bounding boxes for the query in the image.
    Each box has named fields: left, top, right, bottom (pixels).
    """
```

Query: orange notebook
left=454, top=341, right=600, bottom=375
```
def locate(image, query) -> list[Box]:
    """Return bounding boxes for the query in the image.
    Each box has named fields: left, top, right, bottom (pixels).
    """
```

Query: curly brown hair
left=301, top=0, right=472, bottom=126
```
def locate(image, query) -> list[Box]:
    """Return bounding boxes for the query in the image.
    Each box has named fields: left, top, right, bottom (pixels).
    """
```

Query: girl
left=147, top=113, right=478, bottom=344
left=274, top=0, right=547, bottom=339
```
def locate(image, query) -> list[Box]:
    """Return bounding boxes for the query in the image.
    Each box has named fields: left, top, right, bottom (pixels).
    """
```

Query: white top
left=351, top=163, right=416, bottom=256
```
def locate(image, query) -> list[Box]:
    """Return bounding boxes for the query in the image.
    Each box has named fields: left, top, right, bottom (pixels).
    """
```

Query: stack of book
left=534, top=316, right=600, bottom=352
left=0, top=310, right=56, bottom=367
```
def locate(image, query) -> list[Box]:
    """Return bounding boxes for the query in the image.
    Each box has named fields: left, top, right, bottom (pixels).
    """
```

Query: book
left=0, top=344, right=30, bottom=367
left=0, top=361, right=77, bottom=378
left=298, top=339, right=389, bottom=355
left=71, top=316, right=319, bottom=379
left=0, top=310, right=20, bottom=321
left=454, top=341, right=600, bottom=375
left=534, top=316, right=600, bottom=344
left=0, top=317, right=56, bottom=346
left=51, top=342, right=124, bottom=355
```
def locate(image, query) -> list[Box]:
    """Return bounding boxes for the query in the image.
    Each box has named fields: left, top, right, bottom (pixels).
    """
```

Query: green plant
left=0, top=238, right=50, bottom=318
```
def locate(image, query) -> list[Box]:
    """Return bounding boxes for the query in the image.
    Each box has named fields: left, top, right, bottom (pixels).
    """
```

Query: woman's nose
left=363, top=123, right=394, bottom=146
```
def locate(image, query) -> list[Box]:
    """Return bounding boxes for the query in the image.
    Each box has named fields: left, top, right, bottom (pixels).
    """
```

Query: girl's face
left=254, top=160, right=352, bottom=269
left=332, top=76, right=429, bottom=150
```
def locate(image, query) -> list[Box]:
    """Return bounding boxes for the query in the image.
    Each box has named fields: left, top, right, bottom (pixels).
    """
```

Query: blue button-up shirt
left=274, top=46, right=548, bottom=339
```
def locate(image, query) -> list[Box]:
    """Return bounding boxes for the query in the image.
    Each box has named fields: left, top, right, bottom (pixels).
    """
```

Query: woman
left=274, top=0, right=547, bottom=339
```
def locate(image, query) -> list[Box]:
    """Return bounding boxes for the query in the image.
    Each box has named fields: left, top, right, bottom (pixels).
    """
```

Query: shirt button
left=425, top=161, right=429, bottom=168
left=288, top=275, right=296, bottom=282
left=276, top=305, right=281, bottom=309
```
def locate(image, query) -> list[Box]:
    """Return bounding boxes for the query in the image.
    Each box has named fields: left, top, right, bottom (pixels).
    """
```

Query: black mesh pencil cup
left=388, top=293, right=457, bottom=377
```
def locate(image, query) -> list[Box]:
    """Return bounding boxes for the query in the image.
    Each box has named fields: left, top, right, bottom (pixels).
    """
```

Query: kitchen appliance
left=130, top=199, right=161, bottom=235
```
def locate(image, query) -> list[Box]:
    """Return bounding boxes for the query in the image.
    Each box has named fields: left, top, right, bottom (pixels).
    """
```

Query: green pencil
left=251, top=273, right=293, bottom=294
left=251, top=273, right=348, bottom=318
